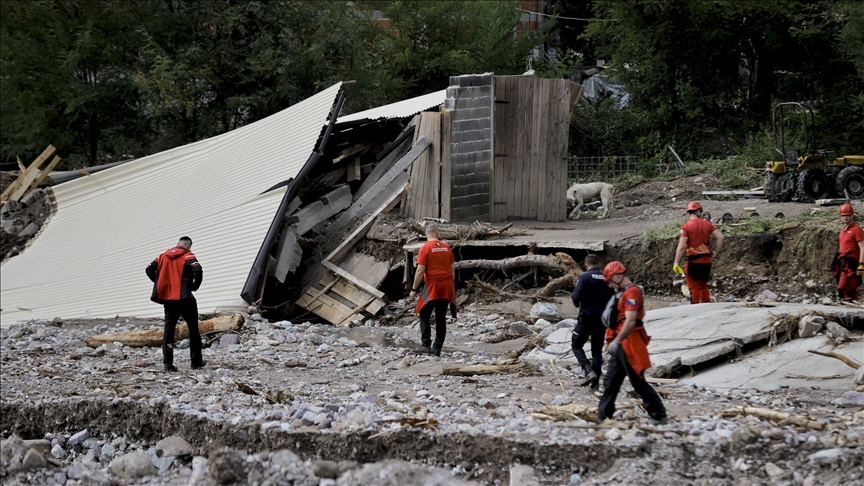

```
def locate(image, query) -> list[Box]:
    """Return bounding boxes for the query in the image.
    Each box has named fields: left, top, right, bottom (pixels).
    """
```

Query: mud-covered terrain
left=2, top=312, right=862, bottom=485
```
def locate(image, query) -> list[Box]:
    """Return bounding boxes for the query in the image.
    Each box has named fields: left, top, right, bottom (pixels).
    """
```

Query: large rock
left=110, top=451, right=157, bottom=479
left=509, top=321, right=533, bottom=336
left=155, top=435, right=193, bottom=457
left=336, top=460, right=474, bottom=486
left=209, top=447, right=246, bottom=485
left=824, top=321, right=852, bottom=343
left=798, top=315, right=824, bottom=338
left=0, top=434, right=28, bottom=470
left=21, top=449, right=47, bottom=470
left=530, top=302, right=559, bottom=317
left=509, top=464, right=540, bottom=486
left=834, top=391, right=864, bottom=408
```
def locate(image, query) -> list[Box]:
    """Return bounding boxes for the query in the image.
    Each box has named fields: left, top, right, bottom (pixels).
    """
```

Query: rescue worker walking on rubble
left=571, top=254, right=612, bottom=392
left=833, top=203, right=864, bottom=302
left=673, top=201, right=725, bottom=304
left=146, top=236, right=205, bottom=372
left=409, top=223, right=456, bottom=356
left=598, top=261, right=667, bottom=424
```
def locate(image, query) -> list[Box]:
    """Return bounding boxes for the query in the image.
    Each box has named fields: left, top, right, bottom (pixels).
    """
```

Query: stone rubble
left=0, top=307, right=862, bottom=485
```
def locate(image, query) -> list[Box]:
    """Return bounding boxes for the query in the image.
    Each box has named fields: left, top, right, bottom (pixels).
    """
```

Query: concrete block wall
left=446, top=73, right=493, bottom=221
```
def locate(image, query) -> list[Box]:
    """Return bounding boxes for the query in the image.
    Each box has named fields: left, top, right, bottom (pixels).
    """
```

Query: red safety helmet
left=603, top=261, right=627, bottom=281
left=840, top=203, right=854, bottom=216
left=686, top=201, right=703, bottom=213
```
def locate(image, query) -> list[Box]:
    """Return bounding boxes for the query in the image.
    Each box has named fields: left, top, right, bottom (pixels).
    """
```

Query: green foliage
left=643, top=207, right=839, bottom=243
left=568, top=0, right=863, bottom=161
left=1, top=0, right=548, bottom=167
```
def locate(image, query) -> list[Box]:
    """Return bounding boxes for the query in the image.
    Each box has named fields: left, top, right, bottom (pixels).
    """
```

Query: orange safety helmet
left=840, top=203, right=854, bottom=216
left=603, top=261, right=627, bottom=281
left=686, top=201, right=703, bottom=213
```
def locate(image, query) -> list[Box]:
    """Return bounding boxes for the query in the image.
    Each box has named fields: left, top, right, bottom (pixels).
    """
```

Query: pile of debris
left=0, top=188, right=53, bottom=262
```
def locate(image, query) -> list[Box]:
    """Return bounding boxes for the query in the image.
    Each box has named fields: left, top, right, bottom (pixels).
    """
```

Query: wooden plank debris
left=354, top=127, right=414, bottom=202
left=85, top=314, right=244, bottom=348
left=273, top=226, right=302, bottom=283
left=721, top=406, right=825, bottom=430
left=328, top=136, right=429, bottom=236
left=325, top=185, right=408, bottom=263
left=441, top=358, right=539, bottom=376
left=30, top=156, right=62, bottom=192
left=808, top=349, right=862, bottom=370
left=1, top=145, right=56, bottom=204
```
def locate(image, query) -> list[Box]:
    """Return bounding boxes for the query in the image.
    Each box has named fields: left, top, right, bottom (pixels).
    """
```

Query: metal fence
left=567, top=156, right=640, bottom=183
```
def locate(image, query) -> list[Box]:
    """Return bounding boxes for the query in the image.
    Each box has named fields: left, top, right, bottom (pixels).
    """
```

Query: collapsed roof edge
left=241, top=91, right=347, bottom=304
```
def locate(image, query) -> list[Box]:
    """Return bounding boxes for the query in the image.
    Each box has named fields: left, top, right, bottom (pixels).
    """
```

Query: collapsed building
left=0, top=74, right=584, bottom=327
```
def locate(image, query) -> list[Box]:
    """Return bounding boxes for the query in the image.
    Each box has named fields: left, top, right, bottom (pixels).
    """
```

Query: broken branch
left=807, top=349, right=862, bottom=370
left=85, top=314, right=244, bottom=348
left=721, top=406, right=824, bottom=430
left=455, top=252, right=575, bottom=275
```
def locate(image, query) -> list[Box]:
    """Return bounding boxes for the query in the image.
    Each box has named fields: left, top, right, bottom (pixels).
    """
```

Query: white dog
left=566, top=182, right=614, bottom=219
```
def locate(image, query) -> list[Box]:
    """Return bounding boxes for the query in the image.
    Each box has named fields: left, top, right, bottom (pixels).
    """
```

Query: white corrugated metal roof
left=0, top=83, right=342, bottom=326
left=337, top=89, right=445, bottom=123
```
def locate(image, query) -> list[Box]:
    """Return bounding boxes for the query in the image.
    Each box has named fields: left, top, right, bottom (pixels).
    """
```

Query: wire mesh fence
left=567, top=155, right=641, bottom=183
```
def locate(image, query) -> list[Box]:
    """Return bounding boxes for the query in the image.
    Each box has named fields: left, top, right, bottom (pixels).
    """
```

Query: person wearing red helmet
left=673, top=201, right=725, bottom=303
left=833, top=203, right=864, bottom=301
left=598, top=261, right=667, bottom=424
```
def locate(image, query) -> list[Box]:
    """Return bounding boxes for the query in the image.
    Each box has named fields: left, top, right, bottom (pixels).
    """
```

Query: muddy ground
left=1, top=309, right=863, bottom=485
left=2, top=174, right=863, bottom=485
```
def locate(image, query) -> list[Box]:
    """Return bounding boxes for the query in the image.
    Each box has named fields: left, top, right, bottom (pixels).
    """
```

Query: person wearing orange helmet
left=673, top=201, right=725, bottom=303
left=598, top=261, right=667, bottom=424
left=833, top=203, right=864, bottom=302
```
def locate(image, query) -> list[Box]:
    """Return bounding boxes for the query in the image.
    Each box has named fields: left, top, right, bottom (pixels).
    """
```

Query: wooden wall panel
left=403, top=112, right=441, bottom=219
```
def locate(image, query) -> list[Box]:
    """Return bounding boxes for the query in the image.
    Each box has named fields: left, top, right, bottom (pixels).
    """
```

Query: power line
left=516, top=8, right=619, bottom=22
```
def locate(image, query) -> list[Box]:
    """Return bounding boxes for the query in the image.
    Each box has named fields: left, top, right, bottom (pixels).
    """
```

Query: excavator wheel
left=835, top=166, right=864, bottom=199
left=796, top=167, right=829, bottom=201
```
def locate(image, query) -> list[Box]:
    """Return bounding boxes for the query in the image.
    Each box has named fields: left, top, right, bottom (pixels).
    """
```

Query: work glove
left=607, top=341, right=621, bottom=355
left=857, top=263, right=864, bottom=277
left=673, top=264, right=684, bottom=276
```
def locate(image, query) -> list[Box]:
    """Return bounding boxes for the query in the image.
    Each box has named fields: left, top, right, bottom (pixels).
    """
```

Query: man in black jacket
left=146, top=236, right=205, bottom=372
left=571, top=254, right=612, bottom=391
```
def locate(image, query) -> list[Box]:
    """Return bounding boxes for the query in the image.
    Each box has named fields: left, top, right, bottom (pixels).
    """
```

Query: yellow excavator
left=763, top=102, right=864, bottom=202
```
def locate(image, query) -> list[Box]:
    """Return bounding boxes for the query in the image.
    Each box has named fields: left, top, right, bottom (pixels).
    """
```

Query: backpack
left=601, top=283, right=636, bottom=329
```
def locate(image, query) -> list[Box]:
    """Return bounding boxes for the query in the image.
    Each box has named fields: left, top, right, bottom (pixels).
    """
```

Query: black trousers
left=419, top=298, right=449, bottom=349
left=598, top=346, right=666, bottom=421
left=163, top=298, right=203, bottom=366
left=571, top=314, right=604, bottom=376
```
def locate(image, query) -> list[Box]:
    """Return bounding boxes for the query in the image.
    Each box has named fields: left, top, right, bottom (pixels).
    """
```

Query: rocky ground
left=1, top=305, right=863, bottom=486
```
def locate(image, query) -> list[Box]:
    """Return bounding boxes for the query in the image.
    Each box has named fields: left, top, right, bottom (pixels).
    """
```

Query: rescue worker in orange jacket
left=598, top=261, right=667, bottom=424
left=673, top=202, right=725, bottom=303
left=146, top=236, right=205, bottom=372
left=409, top=223, right=456, bottom=357
left=833, top=203, right=864, bottom=302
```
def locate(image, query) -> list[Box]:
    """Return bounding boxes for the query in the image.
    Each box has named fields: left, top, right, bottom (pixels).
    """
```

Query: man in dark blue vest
left=571, top=254, right=612, bottom=392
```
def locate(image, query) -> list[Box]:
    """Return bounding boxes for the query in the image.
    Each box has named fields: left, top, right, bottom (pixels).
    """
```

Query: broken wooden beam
left=273, top=226, right=302, bottom=283
left=324, top=184, right=409, bottom=264
left=720, top=406, right=825, bottom=430
left=441, top=358, right=539, bottom=376
left=329, top=136, right=430, bottom=235
left=354, top=128, right=415, bottom=202
left=30, top=156, right=62, bottom=194
left=84, top=314, right=244, bottom=348
left=1, top=145, right=56, bottom=204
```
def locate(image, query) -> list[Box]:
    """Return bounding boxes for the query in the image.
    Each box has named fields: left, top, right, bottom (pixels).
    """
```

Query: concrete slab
left=524, top=302, right=864, bottom=380
left=643, top=302, right=861, bottom=376
left=680, top=336, right=859, bottom=391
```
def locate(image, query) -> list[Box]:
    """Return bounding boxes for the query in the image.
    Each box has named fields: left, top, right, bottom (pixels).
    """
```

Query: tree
left=372, top=0, right=549, bottom=98
left=0, top=1, right=145, bottom=166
